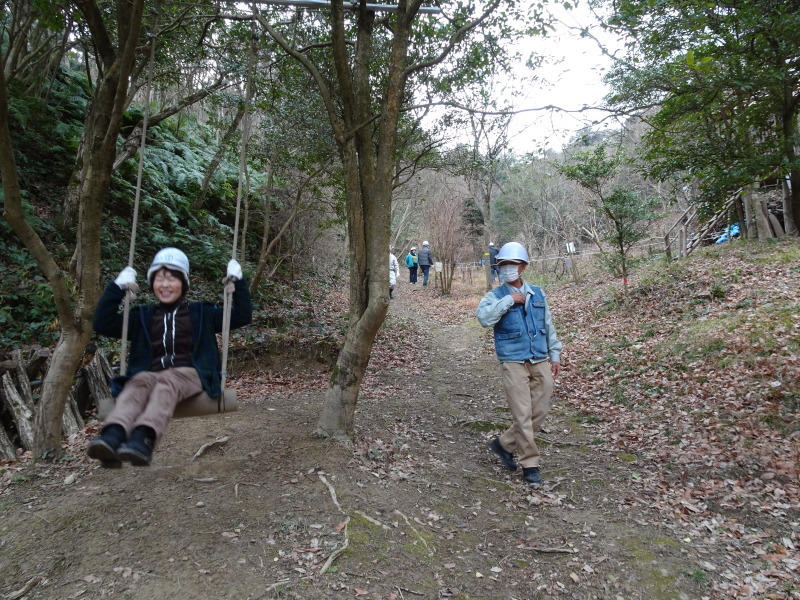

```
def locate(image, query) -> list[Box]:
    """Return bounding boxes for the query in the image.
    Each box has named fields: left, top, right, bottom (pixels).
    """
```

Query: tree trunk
left=314, top=2, right=404, bottom=439
left=196, top=103, right=245, bottom=210
left=1, top=0, right=145, bottom=459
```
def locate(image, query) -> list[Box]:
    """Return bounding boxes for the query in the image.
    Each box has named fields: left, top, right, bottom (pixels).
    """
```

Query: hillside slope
left=554, top=238, right=800, bottom=597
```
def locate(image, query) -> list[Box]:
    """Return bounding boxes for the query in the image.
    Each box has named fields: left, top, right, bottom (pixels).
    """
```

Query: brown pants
left=106, top=367, right=203, bottom=444
left=498, top=360, right=554, bottom=468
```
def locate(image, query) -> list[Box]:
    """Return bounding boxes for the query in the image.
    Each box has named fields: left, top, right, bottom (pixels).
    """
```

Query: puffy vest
left=490, top=283, right=550, bottom=362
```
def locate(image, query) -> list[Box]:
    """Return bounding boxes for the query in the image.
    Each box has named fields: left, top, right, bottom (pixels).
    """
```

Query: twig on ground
left=192, top=477, right=218, bottom=483
left=394, top=510, right=434, bottom=555
left=191, top=436, right=229, bottom=461
left=319, top=474, right=344, bottom=512
left=462, top=469, right=512, bottom=487
left=354, top=510, right=390, bottom=530
left=264, top=579, right=290, bottom=592
left=525, top=546, right=578, bottom=554
left=534, top=436, right=585, bottom=447
left=319, top=473, right=351, bottom=574
left=396, top=586, right=426, bottom=596
left=320, top=524, right=350, bottom=574
left=6, top=575, right=44, bottom=600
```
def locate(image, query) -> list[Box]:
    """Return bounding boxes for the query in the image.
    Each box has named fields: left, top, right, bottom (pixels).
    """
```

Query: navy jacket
left=93, top=278, right=252, bottom=399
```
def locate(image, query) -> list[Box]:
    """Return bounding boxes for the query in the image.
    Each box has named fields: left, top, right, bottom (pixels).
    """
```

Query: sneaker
left=488, top=438, right=517, bottom=471
left=118, top=426, right=156, bottom=466
left=522, top=466, right=542, bottom=485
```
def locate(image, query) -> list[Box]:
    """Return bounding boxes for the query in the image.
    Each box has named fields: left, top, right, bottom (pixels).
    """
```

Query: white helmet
left=147, top=247, right=190, bottom=288
left=496, top=242, right=529, bottom=264
left=422, top=240, right=429, bottom=246
left=410, top=246, right=417, bottom=251
left=489, top=242, right=495, bottom=247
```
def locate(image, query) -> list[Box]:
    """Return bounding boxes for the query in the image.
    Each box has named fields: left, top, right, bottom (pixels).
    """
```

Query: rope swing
left=119, top=25, right=158, bottom=380
left=221, top=22, right=258, bottom=398
left=108, top=23, right=259, bottom=419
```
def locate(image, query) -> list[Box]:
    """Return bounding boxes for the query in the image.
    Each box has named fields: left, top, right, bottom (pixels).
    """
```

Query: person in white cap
left=87, top=248, right=251, bottom=467
left=476, top=242, right=562, bottom=485
left=417, top=240, right=433, bottom=286
left=389, top=250, right=399, bottom=299
left=405, top=246, right=418, bottom=284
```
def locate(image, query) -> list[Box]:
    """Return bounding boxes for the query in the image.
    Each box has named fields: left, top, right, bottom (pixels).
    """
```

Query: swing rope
left=116, top=19, right=254, bottom=412
left=220, top=22, right=257, bottom=399
left=119, top=27, right=158, bottom=378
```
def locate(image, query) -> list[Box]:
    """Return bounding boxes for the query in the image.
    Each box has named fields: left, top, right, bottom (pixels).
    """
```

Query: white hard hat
left=496, top=242, right=529, bottom=264
left=410, top=246, right=417, bottom=251
left=489, top=242, right=495, bottom=247
left=422, top=240, right=429, bottom=246
left=147, top=247, right=190, bottom=288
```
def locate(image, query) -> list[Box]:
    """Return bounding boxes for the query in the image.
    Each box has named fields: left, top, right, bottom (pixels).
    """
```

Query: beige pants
left=106, top=367, right=203, bottom=443
left=498, top=360, right=554, bottom=468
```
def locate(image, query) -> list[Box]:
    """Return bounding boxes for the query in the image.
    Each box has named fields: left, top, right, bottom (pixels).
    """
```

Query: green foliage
left=560, top=145, right=664, bottom=282
left=604, top=0, right=800, bottom=210
left=0, top=223, right=59, bottom=348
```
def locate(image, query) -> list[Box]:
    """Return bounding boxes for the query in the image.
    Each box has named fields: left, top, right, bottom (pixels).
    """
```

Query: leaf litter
left=0, top=241, right=798, bottom=599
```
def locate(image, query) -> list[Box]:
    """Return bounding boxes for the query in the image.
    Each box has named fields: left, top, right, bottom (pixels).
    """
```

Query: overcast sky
left=503, top=1, right=623, bottom=154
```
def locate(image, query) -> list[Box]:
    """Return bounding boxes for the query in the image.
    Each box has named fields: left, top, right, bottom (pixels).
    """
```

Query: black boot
left=522, top=466, right=542, bottom=485
left=488, top=437, right=518, bottom=471
left=87, top=424, right=127, bottom=468
left=117, top=426, right=156, bottom=466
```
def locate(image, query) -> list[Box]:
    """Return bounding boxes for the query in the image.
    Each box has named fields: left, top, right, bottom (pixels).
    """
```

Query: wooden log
left=83, top=350, right=115, bottom=420
left=68, top=391, right=84, bottom=429
left=768, top=213, right=785, bottom=239
left=0, top=421, right=16, bottom=460
left=1, top=373, right=35, bottom=451
left=24, top=347, right=51, bottom=382
left=61, top=391, right=81, bottom=436
left=12, top=349, right=35, bottom=412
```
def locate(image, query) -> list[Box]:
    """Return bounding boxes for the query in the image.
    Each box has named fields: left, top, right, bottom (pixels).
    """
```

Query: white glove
left=114, top=267, right=139, bottom=293
left=226, top=259, right=242, bottom=281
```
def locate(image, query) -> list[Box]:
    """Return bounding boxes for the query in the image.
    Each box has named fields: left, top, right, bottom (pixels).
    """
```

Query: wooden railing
left=664, top=193, right=740, bottom=260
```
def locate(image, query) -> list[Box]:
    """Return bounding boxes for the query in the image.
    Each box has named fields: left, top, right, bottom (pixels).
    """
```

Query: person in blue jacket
left=87, top=248, right=251, bottom=467
left=476, top=242, right=562, bottom=485
left=405, top=247, right=418, bottom=284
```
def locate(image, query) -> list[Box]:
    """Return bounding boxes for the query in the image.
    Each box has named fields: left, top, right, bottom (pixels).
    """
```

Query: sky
left=502, top=1, right=624, bottom=154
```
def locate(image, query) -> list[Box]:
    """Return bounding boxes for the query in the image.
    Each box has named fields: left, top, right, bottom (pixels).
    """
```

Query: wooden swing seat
left=173, top=388, right=238, bottom=419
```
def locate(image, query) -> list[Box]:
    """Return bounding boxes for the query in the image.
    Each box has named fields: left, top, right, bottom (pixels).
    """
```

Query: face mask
left=500, top=265, right=520, bottom=282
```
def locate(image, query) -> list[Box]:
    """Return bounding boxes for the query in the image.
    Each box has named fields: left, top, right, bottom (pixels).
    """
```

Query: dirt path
left=1, top=280, right=706, bottom=600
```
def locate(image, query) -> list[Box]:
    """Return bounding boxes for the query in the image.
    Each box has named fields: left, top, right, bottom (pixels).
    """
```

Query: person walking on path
left=389, top=251, right=400, bottom=299
left=87, top=247, right=252, bottom=467
left=489, top=242, right=501, bottom=283
left=405, top=247, right=419, bottom=284
left=476, top=242, right=562, bottom=485
left=417, top=241, right=434, bottom=287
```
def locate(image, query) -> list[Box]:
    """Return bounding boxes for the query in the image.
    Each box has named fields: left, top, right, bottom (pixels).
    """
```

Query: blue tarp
left=715, top=222, right=740, bottom=244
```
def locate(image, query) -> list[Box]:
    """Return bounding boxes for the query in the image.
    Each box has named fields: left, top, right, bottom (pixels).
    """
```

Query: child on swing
left=87, top=247, right=252, bottom=467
